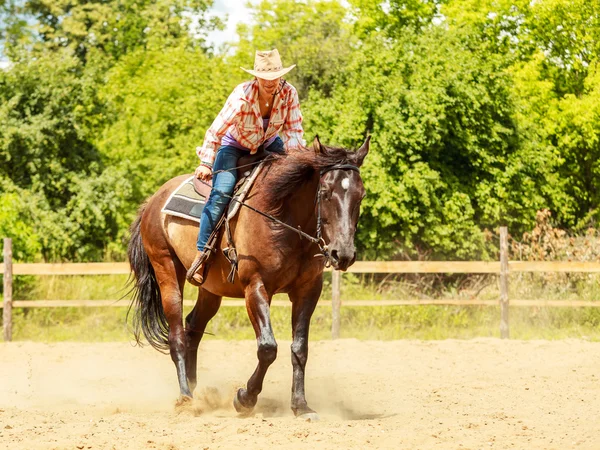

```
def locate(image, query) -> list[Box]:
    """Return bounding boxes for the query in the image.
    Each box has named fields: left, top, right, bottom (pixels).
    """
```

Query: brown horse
left=127, top=136, right=370, bottom=420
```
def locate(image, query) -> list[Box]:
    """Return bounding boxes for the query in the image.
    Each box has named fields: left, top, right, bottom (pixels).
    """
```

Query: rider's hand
left=195, top=164, right=212, bottom=181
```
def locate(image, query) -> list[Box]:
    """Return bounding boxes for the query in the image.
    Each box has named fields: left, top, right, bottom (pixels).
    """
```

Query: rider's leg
left=187, top=145, right=244, bottom=284
left=265, top=136, right=285, bottom=154
left=197, top=146, right=244, bottom=250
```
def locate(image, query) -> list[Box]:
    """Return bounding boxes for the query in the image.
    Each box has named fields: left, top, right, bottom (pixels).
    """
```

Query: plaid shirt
left=196, top=80, right=304, bottom=167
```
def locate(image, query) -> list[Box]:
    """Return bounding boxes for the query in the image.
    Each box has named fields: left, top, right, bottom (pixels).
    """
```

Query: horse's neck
left=279, top=172, right=320, bottom=241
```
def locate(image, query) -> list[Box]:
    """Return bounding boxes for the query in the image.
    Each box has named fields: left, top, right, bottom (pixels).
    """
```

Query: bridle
left=197, top=161, right=361, bottom=266
left=315, top=164, right=361, bottom=266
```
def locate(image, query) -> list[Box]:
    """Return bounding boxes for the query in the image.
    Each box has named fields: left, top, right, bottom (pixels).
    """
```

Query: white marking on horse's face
left=341, top=178, right=350, bottom=190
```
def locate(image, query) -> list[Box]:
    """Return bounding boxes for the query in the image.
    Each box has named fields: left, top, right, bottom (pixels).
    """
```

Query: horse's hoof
left=233, top=388, right=254, bottom=415
left=297, top=412, right=320, bottom=422
left=176, top=395, right=193, bottom=405
left=175, top=395, right=193, bottom=410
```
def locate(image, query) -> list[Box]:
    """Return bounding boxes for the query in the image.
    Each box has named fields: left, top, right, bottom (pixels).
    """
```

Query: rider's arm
left=196, top=88, right=243, bottom=167
left=281, top=85, right=304, bottom=150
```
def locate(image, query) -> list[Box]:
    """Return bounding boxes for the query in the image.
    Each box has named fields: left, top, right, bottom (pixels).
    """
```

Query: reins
left=196, top=160, right=360, bottom=264
left=210, top=159, right=266, bottom=176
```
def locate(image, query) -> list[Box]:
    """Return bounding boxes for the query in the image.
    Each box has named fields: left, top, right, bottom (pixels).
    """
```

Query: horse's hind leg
left=234, top=278, right=277, bottom=413
left=153, top=256, right=193, bottom=401
left=185, top=288, right=222, bottom=393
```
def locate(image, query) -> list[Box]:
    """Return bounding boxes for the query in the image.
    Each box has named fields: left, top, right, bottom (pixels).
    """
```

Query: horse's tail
left=126, top=204, right=170, bottom=353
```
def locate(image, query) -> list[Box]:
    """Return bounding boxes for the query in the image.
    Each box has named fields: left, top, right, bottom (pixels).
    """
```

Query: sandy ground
left=1, top=339, right=599, bottom=449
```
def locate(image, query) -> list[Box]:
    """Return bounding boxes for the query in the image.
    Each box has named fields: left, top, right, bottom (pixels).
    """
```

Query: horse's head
left=314, top=136, right=370, bottom=271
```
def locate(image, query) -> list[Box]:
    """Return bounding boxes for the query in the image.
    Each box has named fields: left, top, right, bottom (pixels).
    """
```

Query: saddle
left=164, top=147, right=276, bottom=285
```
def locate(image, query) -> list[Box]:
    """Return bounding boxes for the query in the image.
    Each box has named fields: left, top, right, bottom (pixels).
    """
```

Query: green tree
left=0, top=180, right=41, bottom=261
left=348, top=0, right=441, bottom=38
left=0, top=53, right=133, bottom=261
left=0, top=53, right=101, bottom=207
left=1, top=0, right=225, bottom=261
left=3, top=0, right=599, bottom=264
left=304, top=26, right=520, bottom=259
left=235, top=0, right=353, bottom=98
left=96, top=46, right=234, bottom=202
left=445, top=0, right=600, bottom=228
left=526, top=0, right=600, bottom=97
left=1, top=0, right=221, bottom=63
left=551, top=65, right=600, bottom=227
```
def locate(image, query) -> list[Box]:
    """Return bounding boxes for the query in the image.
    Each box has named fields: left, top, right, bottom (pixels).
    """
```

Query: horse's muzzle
left=329, top=248, right=356, bottom=272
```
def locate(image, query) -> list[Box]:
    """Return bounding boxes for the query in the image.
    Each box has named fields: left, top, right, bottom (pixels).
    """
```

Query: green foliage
left=348, top=0, right=441, bottom=38
left=526, top=0, right=600, bottom=96
left=551, top=66, right=600, bottom=225
left=0, top=184, right=41, bottom=261
left=442, top=0, right=600, bottom=231
left=234, top=0, right=353, bottom=98
left=0, top=53, right=133, bottom=261
left=2, top=0, right=600, bottom=264
left=97, top=46, right=236, bottom=203
left=304, top=25, right=517, bottom=259
left=0, top=53, right=100, bottom=203
left=1, top=0, right=220, bottom=62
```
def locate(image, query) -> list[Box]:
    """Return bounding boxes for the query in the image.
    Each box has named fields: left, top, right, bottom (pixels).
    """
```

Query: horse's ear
left=312, top=135, right=323, bottom=154
left=354, top=135, right=371, bottom=167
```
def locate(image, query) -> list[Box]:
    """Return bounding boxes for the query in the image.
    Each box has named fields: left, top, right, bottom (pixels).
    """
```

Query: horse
left=127, top=135, right=370, bottom=420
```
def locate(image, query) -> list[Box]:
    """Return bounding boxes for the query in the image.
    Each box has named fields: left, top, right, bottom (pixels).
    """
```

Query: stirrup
left=223, top=246, right=239, bottom=283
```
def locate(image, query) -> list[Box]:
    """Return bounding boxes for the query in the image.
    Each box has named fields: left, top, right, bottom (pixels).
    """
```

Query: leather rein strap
left=196, top=162, right=360, bottom=263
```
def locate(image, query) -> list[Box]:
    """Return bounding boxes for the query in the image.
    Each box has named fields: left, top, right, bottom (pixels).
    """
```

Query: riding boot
left=186, top=250, right=208, bottom=286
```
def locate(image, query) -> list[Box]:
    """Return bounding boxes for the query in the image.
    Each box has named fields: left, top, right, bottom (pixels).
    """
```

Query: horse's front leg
left=234, top=277, right=277, bottom=414
left=288, top=278, right=322, bottom=420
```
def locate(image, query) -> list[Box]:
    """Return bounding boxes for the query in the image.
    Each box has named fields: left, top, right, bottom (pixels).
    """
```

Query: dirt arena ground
left=1, top=339, right=599, bottom=449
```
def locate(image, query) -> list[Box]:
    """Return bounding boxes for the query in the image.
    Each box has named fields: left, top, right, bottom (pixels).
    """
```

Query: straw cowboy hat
left=241, top=49, right=296, bottom=80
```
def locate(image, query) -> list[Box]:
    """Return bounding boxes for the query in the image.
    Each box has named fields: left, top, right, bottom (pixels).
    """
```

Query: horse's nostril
left=331, top=249, right=339, bottom=262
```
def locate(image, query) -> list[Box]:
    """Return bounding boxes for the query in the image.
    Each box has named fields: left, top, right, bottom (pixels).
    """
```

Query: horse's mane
left=263, top=144, right=356, bottom=208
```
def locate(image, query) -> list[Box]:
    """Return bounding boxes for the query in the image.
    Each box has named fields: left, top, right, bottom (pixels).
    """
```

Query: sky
left=206, top=0, right=253, bottom=49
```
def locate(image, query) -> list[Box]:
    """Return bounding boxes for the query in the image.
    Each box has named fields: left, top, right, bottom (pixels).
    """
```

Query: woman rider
left=187, top=49, right=304, bottom=285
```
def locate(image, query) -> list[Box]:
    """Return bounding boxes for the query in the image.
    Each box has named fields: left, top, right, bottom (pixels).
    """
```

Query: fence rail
left=3, top=260, right=600, bottom=276
left=3, top=229, right=600, bottom=341
left=2, top=299, right=599, bottom=309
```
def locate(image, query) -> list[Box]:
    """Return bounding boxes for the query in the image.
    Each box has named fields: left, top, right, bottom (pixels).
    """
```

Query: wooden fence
left=3, top=228, right=600, bottom=341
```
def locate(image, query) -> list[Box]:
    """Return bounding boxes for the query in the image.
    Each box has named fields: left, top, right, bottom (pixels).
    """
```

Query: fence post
left=331, top=270, right=341, bottom=339
left=499, top=227, right=509, bottom=339
left=3, top=238, right=13, bottom=342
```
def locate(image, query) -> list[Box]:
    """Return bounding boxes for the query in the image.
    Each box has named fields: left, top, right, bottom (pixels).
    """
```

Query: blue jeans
left=196, top=136, right=285, bottom=251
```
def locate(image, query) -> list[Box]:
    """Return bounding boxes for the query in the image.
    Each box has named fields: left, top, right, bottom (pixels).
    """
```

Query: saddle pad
left=162, top=162, right=265, bottom=223
left=161, top=176, right=207, bottom=223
